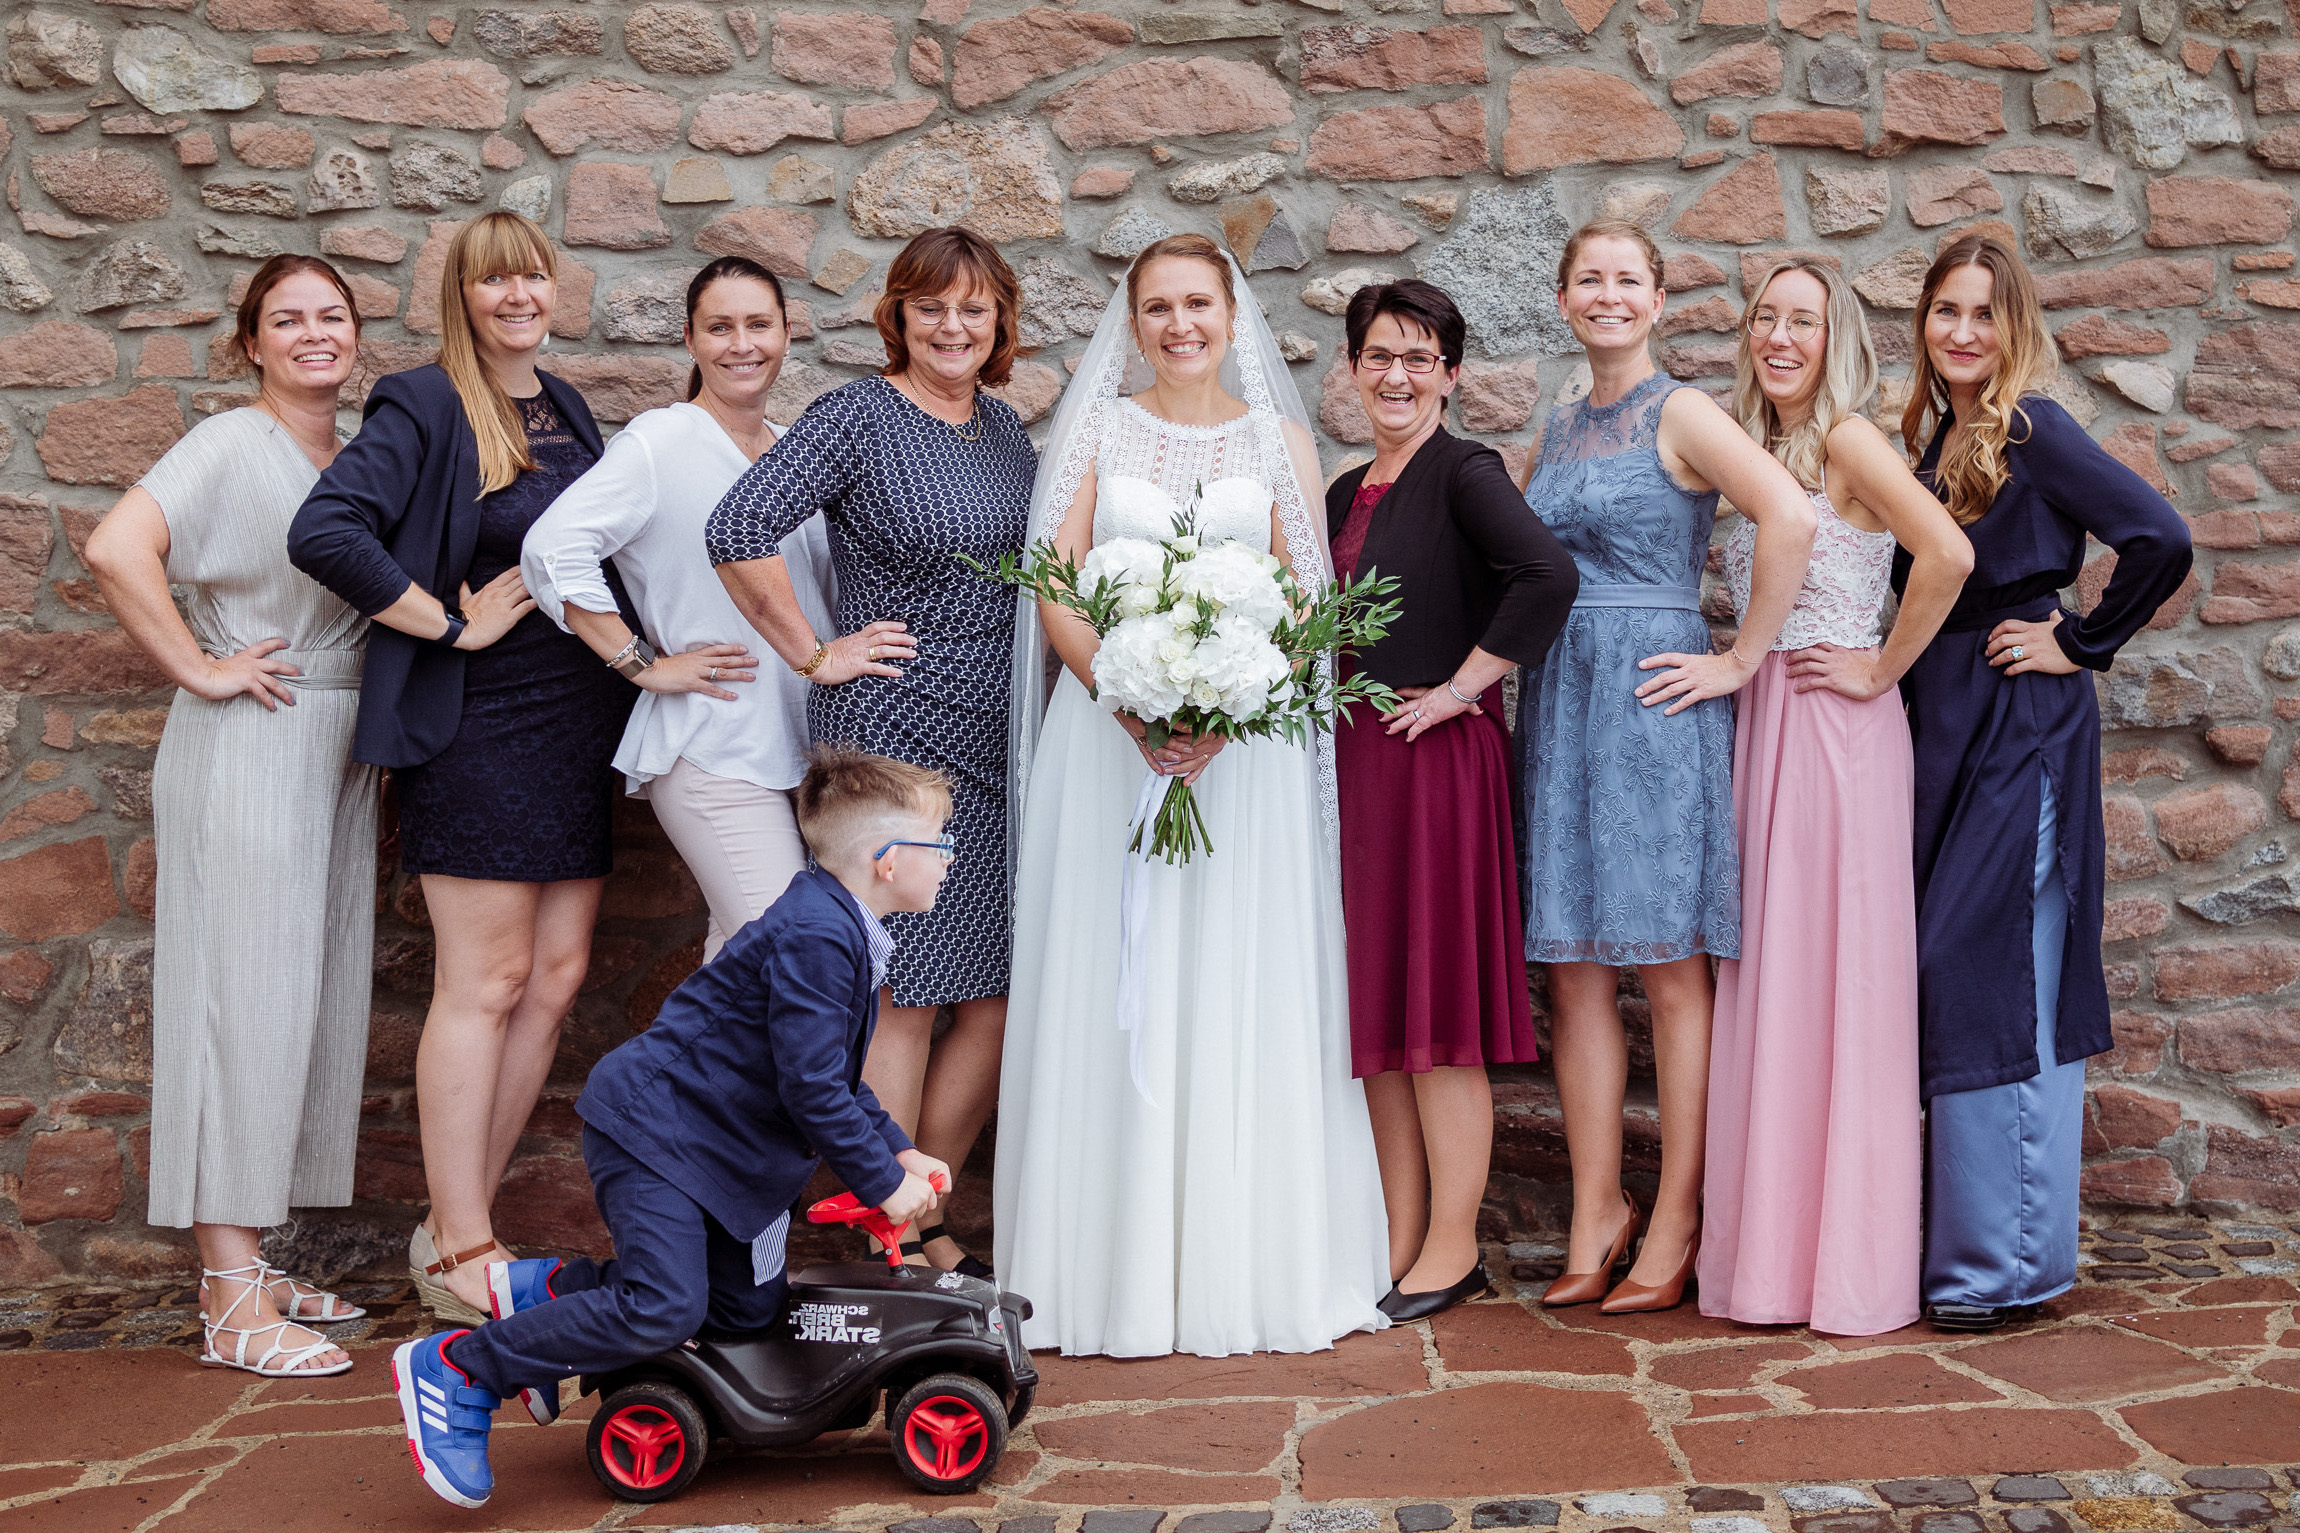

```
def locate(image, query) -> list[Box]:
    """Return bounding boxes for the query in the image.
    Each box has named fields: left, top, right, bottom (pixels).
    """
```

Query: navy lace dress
left=1517, top=371, right=1740, bottom=965
left=706, top=376, right=1033, bottom=1007
left=397, top=393, right=634, bottom=882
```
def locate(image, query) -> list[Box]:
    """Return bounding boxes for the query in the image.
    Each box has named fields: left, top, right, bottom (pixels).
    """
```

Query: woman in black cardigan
left=1327, top=280, right=1579, bottom=1321
left=289, top=210, right=630, bottom=1328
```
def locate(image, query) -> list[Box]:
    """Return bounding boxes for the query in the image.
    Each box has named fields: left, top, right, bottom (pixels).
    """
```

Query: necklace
left=948, top=403, right=983, bottom=442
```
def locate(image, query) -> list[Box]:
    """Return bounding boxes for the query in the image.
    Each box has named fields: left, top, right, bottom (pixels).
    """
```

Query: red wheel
left=585, top=1382, right=707, bottom=1503
left=890, top=1373, right=1006, bottom=1494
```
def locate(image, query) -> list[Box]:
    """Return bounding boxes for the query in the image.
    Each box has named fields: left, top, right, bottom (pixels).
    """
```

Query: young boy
left=393, top=746, right=958, bottom=1508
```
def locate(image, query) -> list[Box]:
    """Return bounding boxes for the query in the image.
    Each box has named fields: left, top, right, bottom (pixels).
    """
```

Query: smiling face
left=244, top=270, right=359, bottom=394
left=686, top=275, right=788, bottom=411
left=1747, top=267, right=1830, bottom=420
left=900, top=280, right=997, bottom=390
left=1923, top=261, right=2002, bottom=396
left=1558, top=234, right=1666, bottom=355
left=1130, top=255, right=1233, bottom=387
left=463, top=248, right=555, bottom=367
left=1352, top=310, right=1457, bottom=450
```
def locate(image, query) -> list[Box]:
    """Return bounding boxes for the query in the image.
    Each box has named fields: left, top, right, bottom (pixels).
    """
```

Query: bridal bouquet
left=976, top=493, right=1400, bottom=862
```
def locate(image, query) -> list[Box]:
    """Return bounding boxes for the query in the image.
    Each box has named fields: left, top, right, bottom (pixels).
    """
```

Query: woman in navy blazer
left=289, top=210, right=632, bottom=1328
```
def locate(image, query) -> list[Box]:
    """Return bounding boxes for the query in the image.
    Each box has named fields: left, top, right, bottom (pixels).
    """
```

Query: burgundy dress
left=1333, top=481, right=1540, bottom=1076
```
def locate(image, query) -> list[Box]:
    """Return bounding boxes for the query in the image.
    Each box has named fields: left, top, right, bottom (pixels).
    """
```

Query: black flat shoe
left=1924, top=1301, right=2041, bottom=1332
left=1378, top=1264, right=1492, bottom=1322
left=919, top=1222, right=995, bottom=1282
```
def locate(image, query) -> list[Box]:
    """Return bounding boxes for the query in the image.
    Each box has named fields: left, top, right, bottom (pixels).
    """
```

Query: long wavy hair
left=438, top=210, right=558, bottom=496
left=1731, top=258, right=1876, bottom=494
left=1900, top=233, right=2056, bottom=526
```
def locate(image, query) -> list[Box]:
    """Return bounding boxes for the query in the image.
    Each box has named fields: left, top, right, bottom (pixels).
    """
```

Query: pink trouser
left=645, top=758, right=808, bottom=961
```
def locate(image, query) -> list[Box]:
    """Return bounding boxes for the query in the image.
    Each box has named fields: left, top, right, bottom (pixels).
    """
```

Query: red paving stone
left=2116, top=1306, right=2277, bottom=1348
left=2251, top=1357, right=2300, bottom=1386
left=0, top=1353, right=250, bottom=1464
left=1823, top=1322, right=1938, bottom=1351
left=1781, top=1353, right=2005, bottom=1408
left=2183, top=1277, right=2300, bottom=1304
left=126, top=1446, right=240, bottom=1479
left=1959, top=1325, right=2230, bottom=1401
left=618, top=1444, right=999, bottom=1526
left=0, top=1474, right=203, bottom=1531
left=1030, top=1469, right=1285, bottom=1505
left=158, top=1430, right=614, bottom=1533
left=1675, top=1405, right=2138, bottom=1481
left=1030, top=1402, right=1296, bottom=1472
left=1033, top=1328, right=1428, bottom=1406
left=0, top=1467, right=80, bottom=1503
left=1650, top=1340, right=1814, bottom=1390
left=1554, top=1303, right=1785, bottom=1344
left=1685, top=1392, right=1772, bottom=1416
left=2120, top=1385, right=2300, bottom=1463
left=1298, top=1380, right=1676, bottom=1499
left=222, top=1395, right=406, bottom=1435
left=1429, top=1301, right=1637, bottom=1375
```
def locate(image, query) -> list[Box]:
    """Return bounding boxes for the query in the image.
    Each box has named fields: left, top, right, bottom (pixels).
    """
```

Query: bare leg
left=1397, top=1067, right=1494, bottom=1293
left=194, top=1222, right=347, bottom=1371
left=1364, top=1071, right=1428, bottom=1284
left=479, top=878, right=603, bottom=1199
left=862, top=994, right=935, bottom=1135
left=1548, top=962, right=1635, bottom=1274
left=418, top=876, right=596, bottom=1312
left=1627, top=954, right=1713, bottom=1284
left=914, top=995, right=1007, bottom=1271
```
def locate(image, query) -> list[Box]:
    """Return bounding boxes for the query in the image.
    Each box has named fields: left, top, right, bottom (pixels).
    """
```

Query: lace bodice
left=1725, top=491, right=1894, bottom=650
left=1092, top=397, right=1275, bottom=552
left=1526, top=372, right=1718, bottom=589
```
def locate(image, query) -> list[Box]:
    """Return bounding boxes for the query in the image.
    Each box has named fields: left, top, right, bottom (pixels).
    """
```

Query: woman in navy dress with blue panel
left=708, top=227, right=1031, bottom=1279
left=1898, top=234, right=2191, bottom=1332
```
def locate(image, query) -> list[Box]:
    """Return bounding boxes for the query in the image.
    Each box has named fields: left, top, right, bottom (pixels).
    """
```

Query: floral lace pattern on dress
left=1724, top=491, right=1895, bottom=651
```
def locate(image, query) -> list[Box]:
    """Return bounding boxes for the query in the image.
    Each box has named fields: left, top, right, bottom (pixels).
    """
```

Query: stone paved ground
left=3, top=1219, right=2298, bottom=1533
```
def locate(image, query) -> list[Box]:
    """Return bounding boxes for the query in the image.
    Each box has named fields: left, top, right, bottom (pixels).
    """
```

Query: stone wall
left=0, top=0, right=2295, bottom=1286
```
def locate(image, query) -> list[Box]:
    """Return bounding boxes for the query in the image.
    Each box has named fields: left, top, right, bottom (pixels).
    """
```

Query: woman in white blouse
left=523, top=256, right=834, bottom=957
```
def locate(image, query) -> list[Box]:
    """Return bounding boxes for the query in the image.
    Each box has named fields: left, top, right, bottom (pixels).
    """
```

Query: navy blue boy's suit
left=450, top=869, right=913, bottom=1397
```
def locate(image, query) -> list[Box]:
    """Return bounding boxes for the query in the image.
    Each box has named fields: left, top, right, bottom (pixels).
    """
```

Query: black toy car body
left=578, top=1213, right=1035, bottom=1502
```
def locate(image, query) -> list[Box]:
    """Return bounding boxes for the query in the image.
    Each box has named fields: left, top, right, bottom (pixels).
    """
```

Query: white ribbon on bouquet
left=1116, top=766, right=1177, bottom=1107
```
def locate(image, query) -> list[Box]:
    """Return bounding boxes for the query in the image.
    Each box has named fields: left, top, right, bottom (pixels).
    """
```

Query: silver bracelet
left=1445, top=678, right=1478, bottom=706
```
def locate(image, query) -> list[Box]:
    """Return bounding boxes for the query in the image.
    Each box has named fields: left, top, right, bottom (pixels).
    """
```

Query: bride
left=993, top=234, right=1392, bottom=1357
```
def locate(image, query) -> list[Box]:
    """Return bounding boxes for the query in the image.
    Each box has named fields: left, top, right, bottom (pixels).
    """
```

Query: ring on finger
left=707, top=666, right=719, bottom=682
left=2009, top=645, right=2024, bottom=660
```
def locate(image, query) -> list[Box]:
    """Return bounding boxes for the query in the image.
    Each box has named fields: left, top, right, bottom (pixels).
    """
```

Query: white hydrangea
left=1194, top=613, right=1293, bottom=717
left=1168, top=542, right=1288, bottom=631
left=1093, top=610, right=1188, bottom=719
left=1078, top=537, right=1168, bottom=619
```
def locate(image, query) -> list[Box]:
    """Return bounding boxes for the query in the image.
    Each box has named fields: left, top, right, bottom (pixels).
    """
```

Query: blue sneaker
left=485, top=1258, right=567, bottom=1425
left=393, top=1330, right=498, bottom=1508
left=485, top=1257, right=564, bottom=1320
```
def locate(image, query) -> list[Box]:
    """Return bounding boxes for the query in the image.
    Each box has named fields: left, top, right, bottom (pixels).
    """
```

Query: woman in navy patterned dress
left=708, top=228, right=1031, bottom=1277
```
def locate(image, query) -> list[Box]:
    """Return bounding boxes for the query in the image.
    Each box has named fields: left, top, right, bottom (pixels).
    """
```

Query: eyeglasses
left=874, top=835, right=957, bottom=863
left=906, top=299, right=994, bottom=329
left=1747, top=310, right=1825, bottom=339
left=1354, top=348, right=1448, bottom=375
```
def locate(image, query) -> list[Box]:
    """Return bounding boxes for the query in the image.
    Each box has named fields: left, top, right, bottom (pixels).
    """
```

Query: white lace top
left=1724, top=490, right=1896, bottom=650
left=1090, top=397, right=1277, bottom=551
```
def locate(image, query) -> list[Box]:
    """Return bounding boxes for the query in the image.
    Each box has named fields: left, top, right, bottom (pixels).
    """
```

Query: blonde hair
left=438, top=210, right=558, bottom=496
left=1556, top=219, right=1664, bottom=291
left=1731, top=259, right=1877, bottom=493
left=794, top=743, right=953, bottom=868
left=1126, top=233, right=1236, bottom=312
left=1900, top=233, right=2057, bottom=527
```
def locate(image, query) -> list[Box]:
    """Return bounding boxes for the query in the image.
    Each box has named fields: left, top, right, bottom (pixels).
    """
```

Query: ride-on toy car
left=579, top=1176, right=1036, bottom=1504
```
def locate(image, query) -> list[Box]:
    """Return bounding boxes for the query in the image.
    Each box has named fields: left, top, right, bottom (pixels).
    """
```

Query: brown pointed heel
left=1542, top=1191, right=1644, bottom=1308
left=1598, top=1227, right=1700, bottom=1314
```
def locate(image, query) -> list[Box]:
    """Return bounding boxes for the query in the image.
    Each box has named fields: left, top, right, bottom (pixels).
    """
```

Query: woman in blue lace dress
left=1514, top=221, right=1815, bottom=1313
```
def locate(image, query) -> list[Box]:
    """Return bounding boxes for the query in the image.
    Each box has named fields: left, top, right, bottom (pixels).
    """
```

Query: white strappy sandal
left=198, top=1263, right=355, bottom=1378
left=258, top=1261, right=367, bottom=1323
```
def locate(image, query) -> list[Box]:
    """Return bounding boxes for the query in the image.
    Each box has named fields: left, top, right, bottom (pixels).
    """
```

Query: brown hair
left=1556, top=219, right=1665, bottom=291
left=1345, top=278, right=1465, bottom=371
left=1900, top=232, right=2056, bottom=527
left=794, top=743, right=954, bottom=866
left=236, top=254, right=362, bottom=371
left=438, top=210, right=558, bottom=496
left=873, top=227, right=1023, bottom=389
left=1125, top=233, right=1235, bottom=314
left=683, top=255, right=787, bottom=402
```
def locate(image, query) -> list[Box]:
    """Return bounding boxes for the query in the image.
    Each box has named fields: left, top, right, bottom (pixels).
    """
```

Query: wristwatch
left=607, top=636, right=658, bottom=679
left=435, top=612, right=467, bottom=649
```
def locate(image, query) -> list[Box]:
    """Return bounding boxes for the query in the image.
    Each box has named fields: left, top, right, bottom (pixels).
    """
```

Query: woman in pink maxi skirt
left=1699, top=259, right=1973, bottom=1335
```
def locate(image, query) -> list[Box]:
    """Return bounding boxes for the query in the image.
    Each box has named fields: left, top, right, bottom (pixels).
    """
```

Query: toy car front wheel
left=587, top=1381, right=707, bottom=1503
left=890, top=1373, right=1006, bottom=1495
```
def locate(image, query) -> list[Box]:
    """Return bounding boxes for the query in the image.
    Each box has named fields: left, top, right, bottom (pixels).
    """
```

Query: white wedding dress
left=993, top=397, right=1392, bottom=1358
